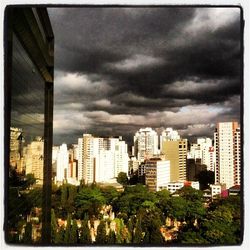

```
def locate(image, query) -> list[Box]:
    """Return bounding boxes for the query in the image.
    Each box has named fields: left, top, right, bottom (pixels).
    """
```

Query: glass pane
left=7, top=33, right=45, bottom=243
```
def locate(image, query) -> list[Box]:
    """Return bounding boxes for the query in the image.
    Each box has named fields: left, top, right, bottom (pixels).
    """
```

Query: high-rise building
left=160, top=128, right=180, bottom=152
left=77, top=134, right=101, bottom=184
left=134, top=127, right=158, bottom=162
left=145, top=158, right=170, bottom=192
left=95, top=150, right=115, bottom=183
left=207, top=146, right=215, bottom=172
left=234, top=127, right=241, bottom=186
left=77, top=138, right=84, bottom=181
left=110, top=138, right=129, bottom=177
left=77, top=134, right=129, bottom=184
left=83, top=134, right=95, bottom=184
left=161, top=137, right=187, bottom=182
left=214, top=122, right=241, bottom=189
left=188, top=143, right=202, bottom=160
left=188, top=137, right=215, bottom=172
left=25, top=137, right=44, bottom=184
left=56, top=144, right=69, bottom=183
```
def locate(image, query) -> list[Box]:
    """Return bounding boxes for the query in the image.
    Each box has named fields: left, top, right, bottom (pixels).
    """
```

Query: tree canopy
left=75, top=186, right=106, bottom=219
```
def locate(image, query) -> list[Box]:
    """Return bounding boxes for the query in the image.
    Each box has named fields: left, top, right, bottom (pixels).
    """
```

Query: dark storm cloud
left=48, top=7, right=242, bottom=145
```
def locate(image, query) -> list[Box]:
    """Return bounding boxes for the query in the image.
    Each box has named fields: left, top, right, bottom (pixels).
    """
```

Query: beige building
left=161, top=139, right=187, bottom=182
left=25, top=137, right=44, bottom=184
left=9, top=127, right=24, bottom=173
left=160, top=128, right=180, bottom=152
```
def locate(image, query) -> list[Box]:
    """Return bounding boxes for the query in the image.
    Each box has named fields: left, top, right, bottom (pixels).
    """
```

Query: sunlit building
left=110, top=137, right=129, bottom=177
left=77, top=134, right=129, bottom=184
left=210, top=184, right=222, bottom=198
left=188, top=138, right=215, bottom=172
left=214, top=122, right=241, bottom=189
left=134, top=127, right=158, bottom=162
left=145, top=158, right=170, bottom=192
left=160, top=128, right=180, bottom=151
left=83, top=134, right=96, bottom=183
left=25, top=137, right=44, bottom=184
left=161, top=137, right=187, bottom=182
left=95, top=150, right=115, bottom=183
left=163, top=181, right=200, bottom=194
left=56, top=143, right=69, bottom=183
left=77, top=138, right=84, bottom=181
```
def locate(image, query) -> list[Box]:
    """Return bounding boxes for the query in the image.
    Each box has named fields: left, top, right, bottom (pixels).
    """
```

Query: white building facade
left=189, top=137, right=215, bottom=171
left=210, top=184, right=222, bottom=198
left=156, top=160, right=171, bottom=191
left=134, top=127, right=158, bottom=162
left=77, top=138, right=83, bottom=181
left=56, top=143, right=69, bottom=183
left=77, top=134, right=129, bottom=184
left=163, top=181, right=200, bottom=194
left=145, top=158, right=170, bottom=192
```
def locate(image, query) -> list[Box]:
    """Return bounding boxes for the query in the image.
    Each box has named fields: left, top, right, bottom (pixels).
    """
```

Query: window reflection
left=6, top=8, right=54, bottom=244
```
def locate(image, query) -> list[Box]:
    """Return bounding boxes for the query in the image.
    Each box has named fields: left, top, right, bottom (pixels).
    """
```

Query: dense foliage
left=50, top=183, right=242, bottom=245
left=7, top=169, right=241, bottom=245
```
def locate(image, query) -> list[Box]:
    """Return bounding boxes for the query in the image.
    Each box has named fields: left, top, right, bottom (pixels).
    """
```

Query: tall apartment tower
left=214, top=122, right=241, bottom=189
left=78, top=134, right=129, bottom=184
left=161, top=129, right=187, bottom=182
left=25, top=137, right=44, bottom=184
left=160, top=128, right=180, bottom=152
left=77, top=138, right=83, bottom=181
left=83, top=134, right=95, bottom=184
left=56, top=143, right=69, bottom=183
left=77, top=134, right=97, bottom=184
left=134, top=127, right=158, bottom=162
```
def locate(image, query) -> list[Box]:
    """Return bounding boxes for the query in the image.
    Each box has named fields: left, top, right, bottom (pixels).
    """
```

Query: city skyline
left=48, top=7, right=242, bottom=146
left=4, top=6, right=243, bottom=245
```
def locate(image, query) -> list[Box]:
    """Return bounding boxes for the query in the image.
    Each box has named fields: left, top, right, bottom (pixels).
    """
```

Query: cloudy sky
left=48, top=7, right=242, bottom=146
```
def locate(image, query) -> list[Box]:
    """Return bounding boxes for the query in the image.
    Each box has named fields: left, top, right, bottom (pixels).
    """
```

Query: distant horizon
left=52, top=119, right=240, bottom=148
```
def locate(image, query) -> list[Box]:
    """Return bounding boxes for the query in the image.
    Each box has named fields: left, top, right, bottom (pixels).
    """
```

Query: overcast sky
left=48, top=7, right=242, bottom=146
